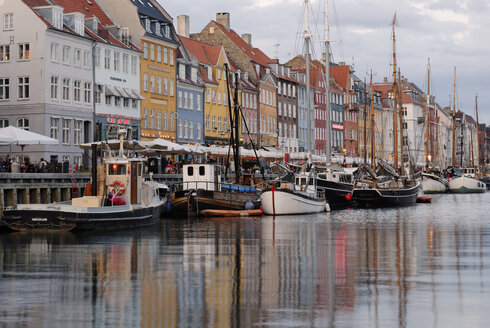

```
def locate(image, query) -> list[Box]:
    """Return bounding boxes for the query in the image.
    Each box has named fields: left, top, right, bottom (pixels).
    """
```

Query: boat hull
left=448, top=176, right=486, bottom=193
left=260, top=188, right=326, bottom=215
left=200, top=209, right=264, bottom=217
left=421, top=176, right=448, bottom=194
left=352, top=182, right=420, bottom=208
left=193, top=189, right=260, bottom=212
left=2, top=201, right=165, bottom=232
left=316, top=178, right=354, bottom=209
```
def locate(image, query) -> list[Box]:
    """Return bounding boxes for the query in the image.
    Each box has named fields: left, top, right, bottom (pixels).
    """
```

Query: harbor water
left=1, top=192, right=490, bottom=327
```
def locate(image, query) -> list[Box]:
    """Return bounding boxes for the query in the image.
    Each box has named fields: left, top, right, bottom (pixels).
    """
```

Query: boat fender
left=325, top=203, right=331, bottom=212
left=112, top=180, right=126, bottom=196
left=245, top=200, right=254, bottom=210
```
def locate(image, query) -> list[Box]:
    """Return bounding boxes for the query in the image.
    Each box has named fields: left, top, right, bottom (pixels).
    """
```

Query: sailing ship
left=447, top=68, right=485, bottom=194
left=169, top=64, right=262, bottom=216
left=352, top=20, right=420, bottom=207
left=2, top=134, right=169, bottom=231
left=421, top=58, right=448, bottom=193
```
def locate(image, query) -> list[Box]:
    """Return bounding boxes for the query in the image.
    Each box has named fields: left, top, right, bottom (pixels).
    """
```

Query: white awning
left=104, top=84, right=117, bottom=96
left=131, top=89, right=144, bottom=100
left=114, top=86, right=129, bottom=98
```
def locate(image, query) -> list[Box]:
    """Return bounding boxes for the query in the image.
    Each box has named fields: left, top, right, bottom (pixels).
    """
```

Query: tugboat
left=2, top=132, right=168, bottom=231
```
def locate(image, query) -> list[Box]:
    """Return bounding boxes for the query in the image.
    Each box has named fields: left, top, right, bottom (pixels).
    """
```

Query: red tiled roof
left=52, top=0, right=113, bottom=26
left=330, top=65, right=350, bottom=90
left=213, top=21, right=272, bottom=68
left=181, top=36, right=217, bottom=66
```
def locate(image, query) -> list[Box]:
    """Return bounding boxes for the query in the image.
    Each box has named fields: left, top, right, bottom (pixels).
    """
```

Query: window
left=184, top=92, right=188, bottom=109
left=184, top=120, right=188, bottom=138
left=0, top=78, right=9, bottom=100
left=95, top=84, right=102, bottom=104
left=131, top=56, right=137, bottom=75
left=150, top=75, right=155, bottom=93
left=212, top=90, right=216, bottom=104
left=150, top=44, right=154, bottom=61
left=157, top=46, right=161, bottom=62
left=113, top=51, right=120, bottom=71
left=0, top=44, right=9, bottom=63
left=163, top=111, right=168, bottom=130
left=163, top=48, right=168, bottom=64
left=143, top=108, right=148, bottom=128
left=189, top=93, right=194, bottom=109
left=85, top=51, right=91, bottom=68
left=206, top=115, right=210, bottom=130
left=156, top=110, right=161, bottom=130
left=94, top=47, right=101, bottom=67
left=73, top=48, right=81, bottom=66
left=17, top=118, right=29, bottom=130
left=189, top=121, right=194, bottom=140
left=164, top=77, right=168, bottom=95
left=62, top=119, right=70, bottom=144
left=169, top=112, right=174, bottom=131
left=114, top=97, right=121, bottom=107
left=178, top=120, right=183, bottom=138
left=74, top=120, right=82, bottom=145
left=143, top=74, right=148, bottom=92
left=123, top=54, right=129, bottom=74
left=84, top=82, right=91, bottom=103
left=62, top=78, right=70, bottom=101
left=170, top=49, right=174, bottom=65
left=0, top=119, right=9, bottom=128
left=150, top=109, right=155, bottom=129
left=143, top=42, right=148, bottom=59
left=123, top=98, right=129, bottom=108
left=50, top=43, right=58, bottom=62
left=157, top=76, right=161, bottom=94
left=73, top=80, right=81, bottom=102
left=217, top=91, right=221, bottom=105
left=169, top=78, right=174, bottom=96
left=105, top=94, right=111, bottom=105
left=18, top=77, right=29, bottom=99
left=62, top=46, right=70, bottom=64
left=197, top=122, right=201, bottom=140
left=104, top=49, right=111, bottom=69
left=3, top=13, right=13, bottom=31
left=155, top=22, right=161, bottom=36
left=197, top=95, right=201, bottom=111
left=212, top=115, right=216, bottom=130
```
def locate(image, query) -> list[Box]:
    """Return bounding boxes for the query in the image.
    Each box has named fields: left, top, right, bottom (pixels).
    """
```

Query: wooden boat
left=316, top=167, right=356, bottom=209
left=448, top=175, right=486, bottom=193
left=261, top=170, right=327, bottom=215
left=421, top=172, right=448, bottom=194
left=200, top=208, right=263, bottom=217
left=2, top=137, right=169, bottom=231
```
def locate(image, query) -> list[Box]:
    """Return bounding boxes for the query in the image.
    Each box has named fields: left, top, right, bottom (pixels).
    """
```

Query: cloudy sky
left=160, top=0, right=490, bottom=124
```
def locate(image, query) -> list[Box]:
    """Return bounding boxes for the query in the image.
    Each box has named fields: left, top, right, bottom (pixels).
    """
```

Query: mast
left=470, top=121, right=474, bottom=167
left=398, top=69, right=404, bottom=176
left=370, top=71, right=375, bottom=170
left=391, top=14, right=399, bottom=172
left=425, top=58, right=430, bottom=169
left=233, top=72, right=241, bottom=182
left=324, top=0, right=332, bottom=163
left=451, top=67, right=456, bottom=167
left=475, top=93, right=481, bottom=173
left=363, top=77, right=368, bottom=163
left=304, top=0, right=312, bottom=153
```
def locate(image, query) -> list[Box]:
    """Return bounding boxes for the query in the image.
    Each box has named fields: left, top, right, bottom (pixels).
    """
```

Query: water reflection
left=0, top=193, right=490, bottom=327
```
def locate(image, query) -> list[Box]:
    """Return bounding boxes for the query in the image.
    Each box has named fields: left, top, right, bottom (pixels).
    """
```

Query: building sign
left=107, top=118, right=131, bottom=125
left=332, top=124, right=344, bottom=130
left=110, top=76, right=127, bottom=83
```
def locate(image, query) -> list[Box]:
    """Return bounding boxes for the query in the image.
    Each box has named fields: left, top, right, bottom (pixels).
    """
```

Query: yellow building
left=97, top=0, right=179, bottom=141
left=259, top=75, right=278, bottom=147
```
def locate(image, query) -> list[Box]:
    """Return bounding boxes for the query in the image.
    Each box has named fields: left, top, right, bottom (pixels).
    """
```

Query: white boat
left=421, top=173, right=447, bottom=194
left=448, top=175, right=486, bottom=193
left=261, top=170, right=327, bottom=215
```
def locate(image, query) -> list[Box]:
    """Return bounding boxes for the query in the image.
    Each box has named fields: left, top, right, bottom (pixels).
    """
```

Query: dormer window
left=179, top=63, right=185, bottom=80
left=207, top=66, right=212, bottom=80
left=53, top=8, right=63, bottom=30
left=145, top=18, right=151, bottom=32
left=164, top=25, right=170, bottom=38
left=154, top=22, right=161, bottom=36
left=120, top=28, right=129, bottom=44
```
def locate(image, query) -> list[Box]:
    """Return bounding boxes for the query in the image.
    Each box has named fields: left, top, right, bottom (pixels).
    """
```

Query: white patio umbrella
left=147, top=138, right=190, bottom=154
left=0, top=134, right=13, bottom=145
left=0, top=126, right=59, bottom=145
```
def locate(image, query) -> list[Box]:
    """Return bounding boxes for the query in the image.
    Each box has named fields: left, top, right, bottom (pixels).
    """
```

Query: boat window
left=138, top=163, right=143, bottom=176
left=301, top=178, right=307, bottom=185
left=187, top=166, right=194, bottom=176
left=199, top=166, right=206, bottom=176
left=108, top=164, right=127, bottom=175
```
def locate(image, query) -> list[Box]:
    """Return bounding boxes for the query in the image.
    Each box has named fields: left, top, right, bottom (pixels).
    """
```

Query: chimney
left=216, top=12, right=230, bottom=31
left=242, top=33, right=252, bottom=47
left=177, top=15, right=189, bottom=38
left=383, top=77, right=388, bottom=83
left=339, top=61, right=345, bottom=65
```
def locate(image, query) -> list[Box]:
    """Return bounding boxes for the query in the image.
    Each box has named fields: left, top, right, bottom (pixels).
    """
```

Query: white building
left=0, top=1, right=94, bottom=165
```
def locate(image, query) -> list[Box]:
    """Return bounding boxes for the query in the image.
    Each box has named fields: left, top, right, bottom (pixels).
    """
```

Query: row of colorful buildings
left=1, top=0, right=489, bottom=168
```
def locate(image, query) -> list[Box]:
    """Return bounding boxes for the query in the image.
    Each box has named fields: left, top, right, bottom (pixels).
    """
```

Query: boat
left=169, top=65, right=262, bottom=217
left=316, top=166, right=356, bottom=209
left=446, top=69, right=486, bottom=194
left=261, top=167, right=327, bottom=215
left=421, top=58, right=447, bottom=194
left=447, top=166, right=486, bottom=193
left=352, top=25, right=420, bottom=208
left=421, top=172, right=448, bottom=194
left=200, top=208, right=263, bottom=218
left=2, top=135, right=169, bottom=232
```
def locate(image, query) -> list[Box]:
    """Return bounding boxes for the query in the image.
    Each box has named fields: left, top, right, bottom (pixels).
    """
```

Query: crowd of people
left=1, top=156, right=53, bottom=173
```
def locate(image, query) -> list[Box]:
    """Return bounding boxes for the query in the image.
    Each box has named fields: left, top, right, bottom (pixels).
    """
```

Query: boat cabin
left=294, top=171, right=318, bottom=196
left=103, top=158, right=144, bottom=205
left=183, top=163, right=221, bottom=191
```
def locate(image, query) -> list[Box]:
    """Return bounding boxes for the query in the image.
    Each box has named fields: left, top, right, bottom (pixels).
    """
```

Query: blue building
left=292, top=72, right=315, bottom=153
left=176, top=42, right=205, bottom=145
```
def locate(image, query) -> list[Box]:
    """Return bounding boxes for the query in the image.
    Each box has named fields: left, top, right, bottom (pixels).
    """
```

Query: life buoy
left=112, top=180, right=126, bottom=196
